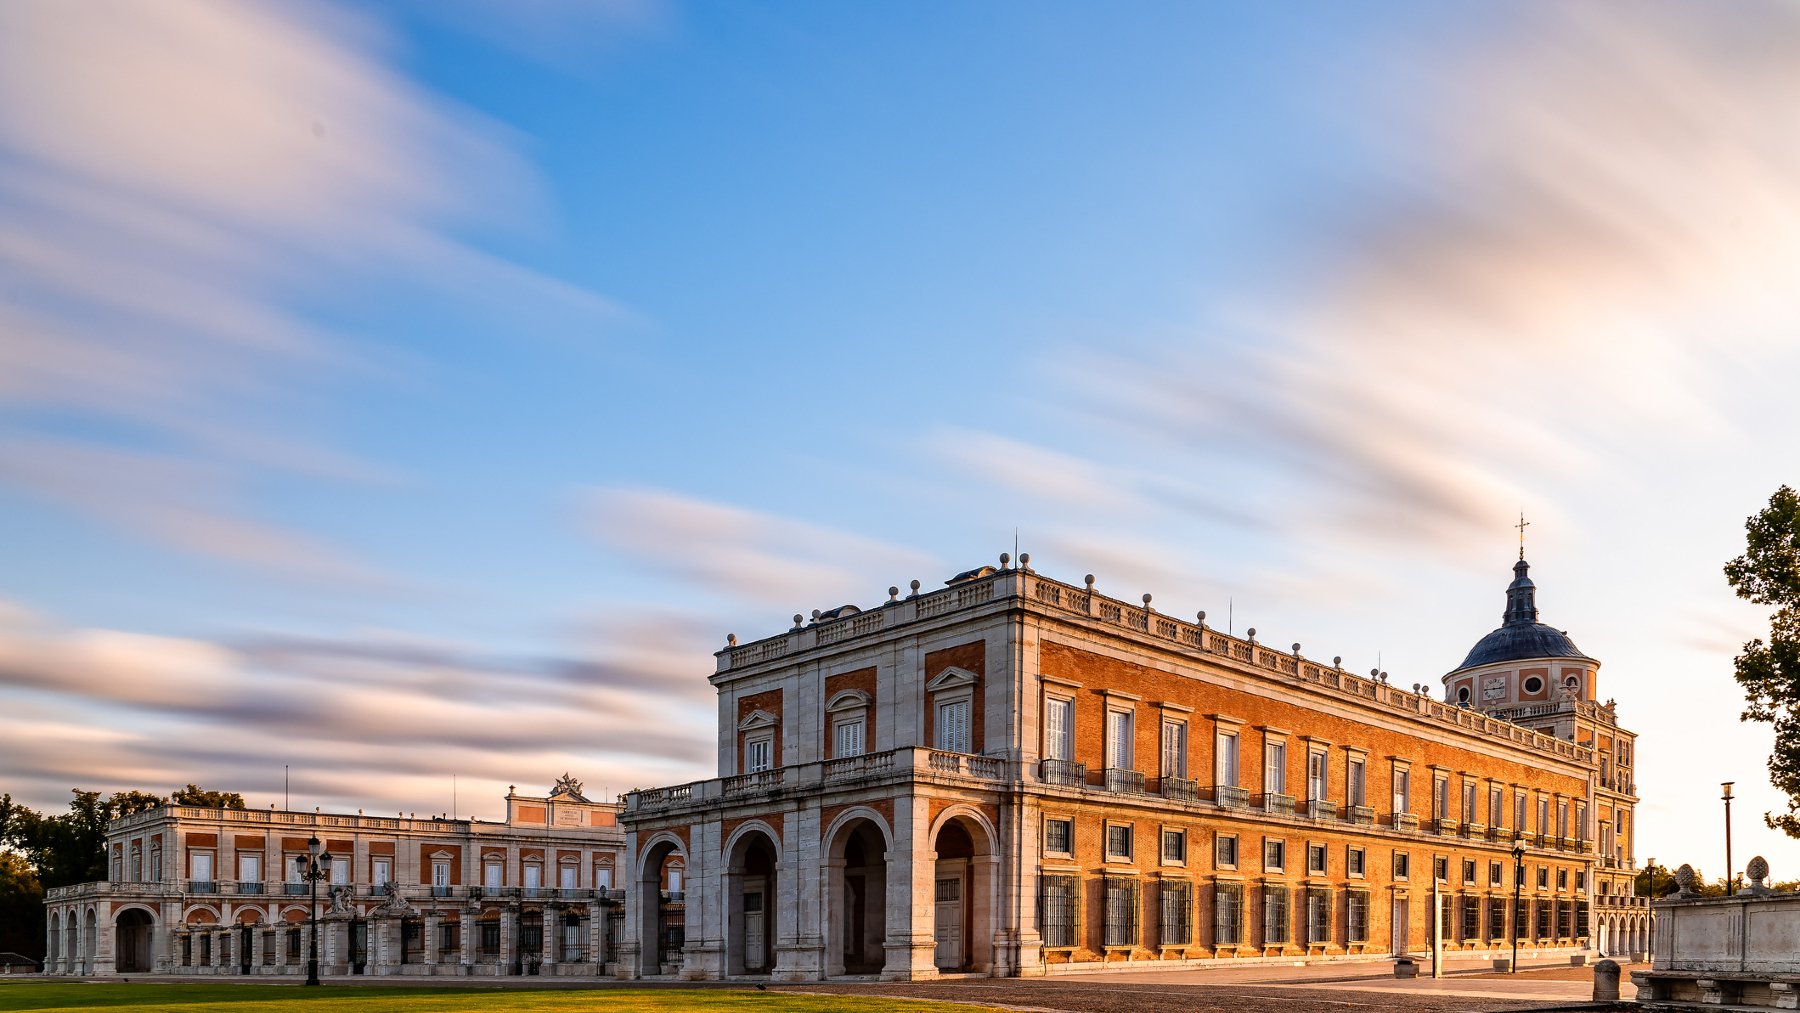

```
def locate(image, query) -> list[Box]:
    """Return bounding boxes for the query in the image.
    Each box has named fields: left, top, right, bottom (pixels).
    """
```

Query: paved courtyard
left=784, top=957, right=1642, bottom=1012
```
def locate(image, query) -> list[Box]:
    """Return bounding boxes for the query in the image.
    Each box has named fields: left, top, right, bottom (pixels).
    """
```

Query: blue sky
left=3, top=1, right=1800, bottom=880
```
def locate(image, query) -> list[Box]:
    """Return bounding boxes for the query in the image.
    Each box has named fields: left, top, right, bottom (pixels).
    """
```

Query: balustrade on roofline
left=719, top=566, right=1593, bottom=766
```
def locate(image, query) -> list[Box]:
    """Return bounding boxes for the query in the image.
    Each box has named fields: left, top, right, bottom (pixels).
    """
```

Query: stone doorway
left=726, top=828, right=779, bottom=976
left=826, top=817, right=889, bottom=977
left=114, top=909, right=153, bottom=973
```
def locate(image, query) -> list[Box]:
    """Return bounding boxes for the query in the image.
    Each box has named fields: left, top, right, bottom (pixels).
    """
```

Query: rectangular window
left=484, top=861, right=502, bottom=890
left=1104, top=878, right=1140, bottom=947
left=560, top=865, right=577, bottom=891
left=1348, top=756, right=1367, bottom=806
left=1537, top=797, right=1550, bottom=836
left=1162, top=829, right=1187, bottom=865
left=937, top=699, right=971, bottom=753
left=1041, top=875, right=1080, bottom=948
left=1574, top=802, right=1587, bottom=843
left=1308, top=750, right=1327, bottom=800
left=1535, top=899, right=1551, bottom=939
left=238, top=852, right=261, bottom=884
left=1434, top=856, right=1448, bottom=883
left=1347, top=891, right=1369, bottom=943
left=1347, top=847, right=1366, bottom=878
left=1045, top=817, right=1073, bottom=856
left=1537, top=866, right=1549, bottom=890
left=1392, top=851, right=1409, bottom=881
left=594, top=866, right=613, bottom=890
left=1490, top=786, right=1503, bottom=827
left=1216, top=730, right=1240, bottom=786
left=330, top=859, right=347, bottom=886
left=1490, top=861, right=1503, bottom=888
left=1215, top=834, right=1238, bottom=869
left=1107, top=709, right=1134, bottom=770
left=1159, top=880, right=1192, bottom=945
left=746, top=736, right=773, bottom=772
left=1393, top=767, right=1411, bottom=814
left=1462, top=896, right=1481, bottom=941
left=1463, top=781, right=1478, bottom=823
left=1045, top=697, right=1074, bottom=761
left=1106, top=823, right=1133, bottom=861
left=523, top=864, right=542, bottom=893
left=1161, top=719, right=1188, bottom=779
left=372, top=857, right=390, bottom=888
left=833, top=717, right=865, bottom=758
left=1433, top=775, right=1449, bottom=820
left=1557, top=801, right=1570, bottom=839
left=1515, top=792, right=1527, bottom=832
left=1305, top=886, right=1332, bottom=944
left=1214, top=882, right=1244, bottom=945
left=148, top=845, right=161, bottom=882
left=1463, top=859, right=1477, bottom=885
left=1489, top=894, right=1507, bottom=939
left=1264, top=740, right=1287, bottom=794
left=432, top=860, right=450, bottom=888
left=1557, top=868, right=1568, bottom=891
left=1307, top=843, right=1327, bottom=876
left=190, top=851, right=213, bottom=883
left=1263, top=838, right=1285, bottom=873
left=1263, top=885, right=1290, bottom=945
left=1439, top=894, right=1455, bottom=942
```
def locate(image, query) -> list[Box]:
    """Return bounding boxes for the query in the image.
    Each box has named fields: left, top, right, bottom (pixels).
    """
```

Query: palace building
left=43, top=778, right=629, bottom=977
left=618, top=552, right=1646, bottom=981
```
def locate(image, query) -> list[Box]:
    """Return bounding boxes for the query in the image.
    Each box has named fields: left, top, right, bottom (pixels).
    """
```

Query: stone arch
left=82, top=908, right=98, bottom=973
left=635, top=833, right=689, bottom=977
left=184, top=905, right=220, bottom=925
left=115, top=906, right=156, bottom=973
left=723, top=821, right=781, bottom=976
left=823, top=810, right=894, bottom=977
left=47, top=910, right=60, bottom=970
left=927, top=805, right=999, bottom=974
left=65, top=908, right=78, bottom=973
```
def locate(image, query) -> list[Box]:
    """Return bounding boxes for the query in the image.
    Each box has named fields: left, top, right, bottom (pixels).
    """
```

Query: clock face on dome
left=1482, top=676, right=1508, bottom=701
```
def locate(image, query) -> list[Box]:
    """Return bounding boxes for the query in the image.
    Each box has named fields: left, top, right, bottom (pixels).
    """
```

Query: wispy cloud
left=0, top=600, right=711, bottom=815
left=927, top=3, right=1800, bottom=582
left=0, top=1, right=622, bottom=584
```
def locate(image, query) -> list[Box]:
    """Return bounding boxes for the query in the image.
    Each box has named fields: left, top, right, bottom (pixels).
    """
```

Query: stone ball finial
left=909, top=579, right=921, bottom=595
left=1247, top=627, right=1256, bottom=640
left=726, top=633, right=737, bottom=647
left=1292, top=642, right=1301, bottom=654
left=1380, top=671, right=1389, bottom=682
left=1085, top=573, right=1096, bottom=588
left=1019, top=552, right=1030, bottom=570
left=888, top=585, right=900, bottom=602
left=1675, top=864, right=1698, bottom=897
left=792, top=613, right=804, bottom=629
left=1142, top=593, right=1153, bottom=607
left=1333, top=656, right=1342, bottom=667
left=1371, top=668, right=1380, bottom=678
left=1000, top=552, right=1011, bottom=568
left=1749, top=855, right=1771, bottom=893
left=1196, top=610, right=1206, bottom=625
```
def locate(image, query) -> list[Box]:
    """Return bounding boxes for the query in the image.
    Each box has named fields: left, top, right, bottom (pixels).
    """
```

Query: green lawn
left=0, top=982, right=985, bottom=1013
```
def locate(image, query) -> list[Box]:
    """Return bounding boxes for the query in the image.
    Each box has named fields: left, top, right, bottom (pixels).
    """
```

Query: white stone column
left=589, top=900, right=605, bottom=972
left=273, top=925, right=287, bottom=974
left=423, top=912, right=439, bottom=970
left=884, top=793, right=937, bottom=980
left=94, top=905, right=115, bottom=976
left=459, top=908, right=476, bottom=971
left=500, top=907, right=517, bottom=973
left=541, top=906, right=558, bottom=972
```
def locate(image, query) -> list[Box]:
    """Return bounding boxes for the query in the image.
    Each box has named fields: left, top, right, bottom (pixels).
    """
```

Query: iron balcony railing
left=1039, top=758, right=1087, bottom=787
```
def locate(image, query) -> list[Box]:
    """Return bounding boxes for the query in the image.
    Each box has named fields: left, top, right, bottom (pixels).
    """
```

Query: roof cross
left=1515, top=511, right=1530, bottom=560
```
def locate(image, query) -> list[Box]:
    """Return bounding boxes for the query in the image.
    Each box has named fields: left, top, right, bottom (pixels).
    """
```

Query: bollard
left=1394, top=957, right=1419, bottom=979
left=1492, top=957, right=1512, bottom=973
left=1593, top=959, right=1621, bottom=1002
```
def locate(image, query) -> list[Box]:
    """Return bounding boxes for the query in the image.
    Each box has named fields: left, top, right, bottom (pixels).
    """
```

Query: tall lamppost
left=294, top=835, right=333, bottom=986
left=1511, top=838, right=1527, bottom=974
left=1722, top=782, right=1735, bottom=897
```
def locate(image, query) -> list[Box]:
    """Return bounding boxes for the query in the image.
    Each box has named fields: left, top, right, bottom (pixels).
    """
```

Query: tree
left=0, top=852, right=43, bottom=961
left=1725, top=485, right=1800, bottom=836
left=170, top=784, right=245, bottom=809
left=108, top=790, right=168, bottom=817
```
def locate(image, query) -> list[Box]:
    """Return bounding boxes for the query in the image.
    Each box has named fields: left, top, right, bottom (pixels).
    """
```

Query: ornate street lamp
left=294, top=835, right=334, bottom=986
left=1722, top=782, right=1735, bottom=897
left=1511, top=838, right=1527, bottom=974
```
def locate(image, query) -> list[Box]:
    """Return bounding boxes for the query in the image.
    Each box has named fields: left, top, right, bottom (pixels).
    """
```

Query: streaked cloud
left=0, top=0, right=621, bottom=583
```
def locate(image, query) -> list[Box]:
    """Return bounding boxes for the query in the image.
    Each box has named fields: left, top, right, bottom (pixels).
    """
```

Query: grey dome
left=1450, top=556, right=1593, bottom=673
left=1456, top=623, right=1589, bottom=671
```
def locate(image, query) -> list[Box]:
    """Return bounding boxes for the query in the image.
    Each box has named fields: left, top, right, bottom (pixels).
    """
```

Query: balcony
left=627, top=746, right=1011, bottom=814
left=1161, top=776, right=1199, bottom=802
left=1103, top=767, right=1146, bottom=794
left=431, top=885, right=455, bottom=898
left=235, top=881, right=265, bottom=895
left=1345, top=805, right=1375, bottom=825
left=284, top=883, right=307, bottom=896
left=1039, top=758, right=1087, bottom=788
left=1393, top=813, right=1420, bottom=831
left=723, top=769, right=783, bottom=795
left=1256, top=792, right=1295, bottom=816
left=188, top=880, right=217, bottom=894
left=1464, top=822, right=1486, bottom=839
left=1215, top=785, right=1250, bottom=810
left=1431, top=818, right=1459, bottom=836
left=1305, top=799, right=1337, bottom=821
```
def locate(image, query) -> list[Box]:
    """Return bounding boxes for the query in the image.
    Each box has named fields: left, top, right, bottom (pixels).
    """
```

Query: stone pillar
left=93, top=906, right=115, bottom=976
left=1593, top=958, right=1621, bottom=1001
left=375, top=917, right=399, bottom=974
left=500, top=907, right=517, bottom=974
left=542, top=906, right=559, bottom=973
left=273, top=925, right=287, bottom=974
left=884, top=794, right=938, bottom=980
left=423, top=912, right=439, bottom=969
left=589, top=900, right=605, bottom=971
left=213, top=928, right=228, bottom=973
left=459, top=908, right=476, bottom=971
